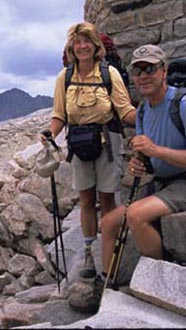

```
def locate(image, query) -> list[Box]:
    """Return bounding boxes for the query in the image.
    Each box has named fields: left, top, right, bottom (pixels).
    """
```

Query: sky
left=0, top=0, right=85, bottom=97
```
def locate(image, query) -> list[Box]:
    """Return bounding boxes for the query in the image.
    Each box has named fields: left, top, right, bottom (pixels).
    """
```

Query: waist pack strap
left=154, top=171, right=186, bottom=183
left=102, top=125, right=114, bottom=162
left=66, top=148, right=73, bottom=163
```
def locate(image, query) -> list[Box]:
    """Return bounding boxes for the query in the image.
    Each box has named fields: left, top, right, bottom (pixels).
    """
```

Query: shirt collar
left=144, top=86, right=176, bottom=109
left=73, top=61, right=101, bottom=78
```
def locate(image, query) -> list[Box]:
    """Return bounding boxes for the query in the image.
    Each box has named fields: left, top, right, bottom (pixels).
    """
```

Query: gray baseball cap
left=130, top=44, right=167, bottom=65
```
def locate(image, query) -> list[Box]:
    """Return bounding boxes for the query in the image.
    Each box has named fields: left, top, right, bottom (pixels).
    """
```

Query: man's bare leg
left=101, top=195, right=172, bottom=277
left=127, top=195, right=172, bottom=259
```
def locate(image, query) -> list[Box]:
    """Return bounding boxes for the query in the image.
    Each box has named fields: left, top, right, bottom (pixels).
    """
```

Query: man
left=68, top=44, right=186, bottom=312
left=100, top=44, right=186, bottom=285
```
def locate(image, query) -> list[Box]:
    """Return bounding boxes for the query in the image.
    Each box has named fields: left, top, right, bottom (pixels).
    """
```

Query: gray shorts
left=151, top=175, right=186, bottom=212
left=71, top=132, right=122, bottom=192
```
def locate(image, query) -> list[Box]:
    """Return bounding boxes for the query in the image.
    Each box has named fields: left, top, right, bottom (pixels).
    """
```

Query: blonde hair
left=65, top=22, right=106, bottom=63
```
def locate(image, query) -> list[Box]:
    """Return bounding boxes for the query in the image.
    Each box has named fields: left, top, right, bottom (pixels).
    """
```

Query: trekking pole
left=102, top=175, right=141, bottom=293
left=51, top=174, right=61, bottom=292
left=50, top=173, right=68, bottom=291
left=41, top=130, right=68, bottom=293
left=102, top=150, right=153, bottom=293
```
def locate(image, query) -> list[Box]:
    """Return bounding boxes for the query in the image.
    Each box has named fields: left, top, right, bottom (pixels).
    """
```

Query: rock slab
left=130, top=256, right=186, bottom=316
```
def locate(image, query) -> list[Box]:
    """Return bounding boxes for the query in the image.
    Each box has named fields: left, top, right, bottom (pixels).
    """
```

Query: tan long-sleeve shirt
left=52, top=61, right=135, bottom=125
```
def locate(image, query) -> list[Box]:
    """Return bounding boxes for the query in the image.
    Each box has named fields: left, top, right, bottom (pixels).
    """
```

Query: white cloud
left=0, top=71, right=57, bottom=97
left=24, top=76, right=57, bottom=97
left=0, top=0, right=85, bottom=96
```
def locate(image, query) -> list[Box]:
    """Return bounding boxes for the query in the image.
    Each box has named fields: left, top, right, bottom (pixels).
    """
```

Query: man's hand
left=128, top=154, right=146, bottom=177
left=130, top=135, right=158, bottom=158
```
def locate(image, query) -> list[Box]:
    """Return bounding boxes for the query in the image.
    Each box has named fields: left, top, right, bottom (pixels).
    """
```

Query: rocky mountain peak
left=0, top=88, right=53, bottom=122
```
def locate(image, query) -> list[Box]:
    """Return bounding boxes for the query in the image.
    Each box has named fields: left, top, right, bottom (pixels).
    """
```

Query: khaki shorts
left=148, top=174, right=186, bottom=212
left=71, top=132, right=122, bottom=192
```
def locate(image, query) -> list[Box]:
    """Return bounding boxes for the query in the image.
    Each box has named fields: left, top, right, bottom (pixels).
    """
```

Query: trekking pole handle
left=134, top=151, right=154, bottom=175
left=41, top=130, right=59, bottom=151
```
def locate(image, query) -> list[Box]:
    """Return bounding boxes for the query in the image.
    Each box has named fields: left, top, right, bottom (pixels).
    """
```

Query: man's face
left=131, top=61, right=167, bottom=97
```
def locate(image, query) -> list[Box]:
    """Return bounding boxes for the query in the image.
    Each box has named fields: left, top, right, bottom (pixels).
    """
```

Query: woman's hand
left=38, top=130, right=54, bottom=146
left=39, top=133, right=47, bottom=145
left=123, top=109, right=136, bottom=125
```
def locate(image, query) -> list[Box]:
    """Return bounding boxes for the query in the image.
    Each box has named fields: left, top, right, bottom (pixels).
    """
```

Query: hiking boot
left=79, top=248, right=97, bottom=279
left=68, top=275, right=104, bottom=313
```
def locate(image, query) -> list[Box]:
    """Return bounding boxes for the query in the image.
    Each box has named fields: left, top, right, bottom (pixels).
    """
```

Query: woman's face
left=73, top=34, right=96, bottom=63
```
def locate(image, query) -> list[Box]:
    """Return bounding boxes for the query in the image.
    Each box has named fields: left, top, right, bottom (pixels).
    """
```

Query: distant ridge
left=0, top=88, right=53, bottom=122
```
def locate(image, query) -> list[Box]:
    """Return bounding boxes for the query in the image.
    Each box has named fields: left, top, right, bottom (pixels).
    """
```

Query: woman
left=49, top=22, right=135, bottom=279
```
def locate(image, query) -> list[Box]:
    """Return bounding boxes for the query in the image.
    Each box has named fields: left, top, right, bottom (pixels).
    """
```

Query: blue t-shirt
left=136, top=86, right=186, bottom=177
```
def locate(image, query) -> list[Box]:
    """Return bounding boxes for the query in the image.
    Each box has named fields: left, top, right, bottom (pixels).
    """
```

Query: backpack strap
left=64, top=63, right=75, bottom=126
left=169, top=87, right=186, bottom=137
left=65, top=62, right=74, bottom=91
left=138, top=88, right=186, bottom=137
left=138, top=101, right=145, bottom=134
left=99, top=59, right=112, bottom=95
left=65, top=61, right=110, bottom=91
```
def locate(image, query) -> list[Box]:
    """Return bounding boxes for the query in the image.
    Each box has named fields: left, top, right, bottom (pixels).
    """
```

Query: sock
left=101, top=271, right=112, bottom=282
left=84, top=236, right=97, bottom=250
left=101, top=271, right=107, bottom=280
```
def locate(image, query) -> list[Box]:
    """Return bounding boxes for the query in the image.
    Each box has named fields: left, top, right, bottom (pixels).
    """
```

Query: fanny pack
left=66, top=124, right=102, bottom=162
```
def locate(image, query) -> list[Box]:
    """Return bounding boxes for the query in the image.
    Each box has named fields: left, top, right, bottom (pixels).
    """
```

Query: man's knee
left=127, top=203, right=144, bottom=231
left=100, top=213, right=110, bottom=234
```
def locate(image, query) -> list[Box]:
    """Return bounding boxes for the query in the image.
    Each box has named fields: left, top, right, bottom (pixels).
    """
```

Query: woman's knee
left=79, top=189, right=96, bottom=210
left=101, top=205, right=125, bottom=235
left=99, top=192, right=116, bottom=215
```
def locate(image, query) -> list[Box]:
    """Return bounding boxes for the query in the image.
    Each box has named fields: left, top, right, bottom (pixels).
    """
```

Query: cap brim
left=130, top=57, right=161, bottom=65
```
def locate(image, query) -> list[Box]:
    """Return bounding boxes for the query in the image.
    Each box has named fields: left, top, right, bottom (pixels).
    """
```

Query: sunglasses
left=131, top=63, right=164, bottom=76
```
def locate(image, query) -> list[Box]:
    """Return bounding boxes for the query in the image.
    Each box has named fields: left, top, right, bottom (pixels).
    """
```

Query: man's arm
left=132, top=135, right=186, bottom=168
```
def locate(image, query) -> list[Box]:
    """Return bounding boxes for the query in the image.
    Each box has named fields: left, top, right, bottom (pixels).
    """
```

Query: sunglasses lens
left=145, top=65, right=156, bottom=74
left=132, top=64, right=158, bottom=76
left=131, top=67, right=142, bottom=76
